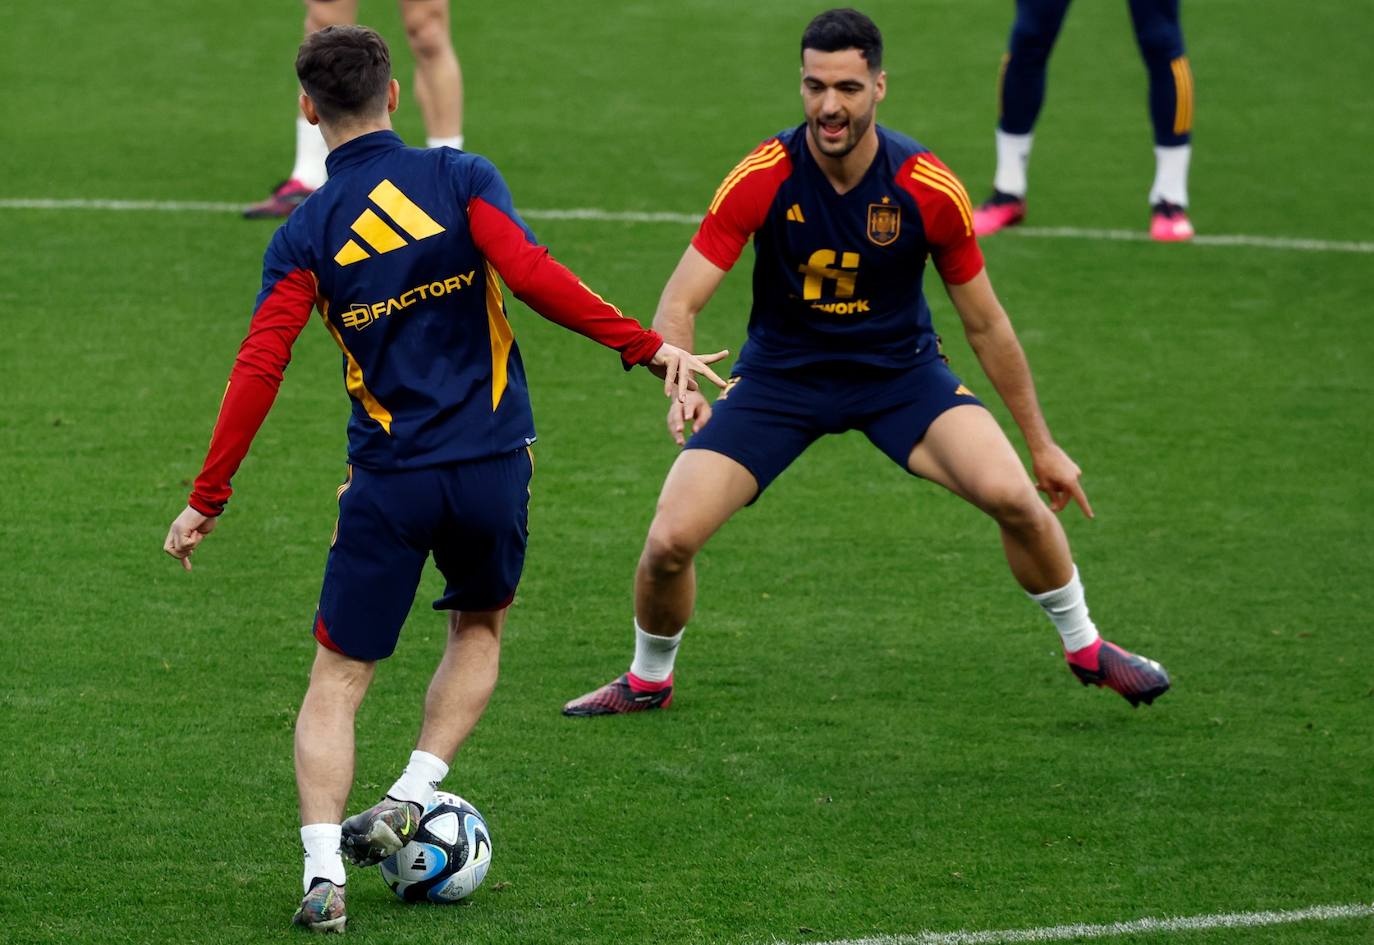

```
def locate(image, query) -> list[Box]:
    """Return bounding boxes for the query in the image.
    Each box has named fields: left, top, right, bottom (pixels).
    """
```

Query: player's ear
left=874, top=69, right=887, bottom=103
left=300, top=92, right=320, bottom=126
left=386, top=78, right=400, bottom=114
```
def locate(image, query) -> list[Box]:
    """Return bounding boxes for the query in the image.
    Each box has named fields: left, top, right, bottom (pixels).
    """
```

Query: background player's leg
left=1128, top=0, right=1194, bottom=239
left=908, top=405, right=1169, bottom=706
left=562, top=449, right=758, bottom=716
left=636, top=449, right=759, bottom=636
left=243, top=0, right=357, bottom=218
left=975, top=0, right=1073, bottom=235
left=401, top=0, right=464, bottom=148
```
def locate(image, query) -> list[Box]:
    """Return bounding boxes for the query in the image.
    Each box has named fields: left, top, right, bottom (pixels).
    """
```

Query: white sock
left=426, top=134, right=464, bottom=150
left=290, top=116, right=329, bottom=189
left=1028, top=566, right=1100, bottom=653
left=386, top=749, right=448, bottom=809
left=992, top=129, right=1033, bottom=198
left=629, top=619, right=682, bottom=683
left=1149, top=144, right=1191, bottom=207
left=301, top=823, right=345, bottom=892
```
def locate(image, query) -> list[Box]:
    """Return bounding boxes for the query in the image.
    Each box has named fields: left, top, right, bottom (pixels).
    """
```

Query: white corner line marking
left=768, top=902, right=1374, bottom=945
left=1, top=198, right=1371, bottom=254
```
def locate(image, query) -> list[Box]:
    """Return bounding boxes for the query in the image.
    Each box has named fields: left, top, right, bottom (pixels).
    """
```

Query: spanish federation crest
left=867, top=202, right=900, bottom=246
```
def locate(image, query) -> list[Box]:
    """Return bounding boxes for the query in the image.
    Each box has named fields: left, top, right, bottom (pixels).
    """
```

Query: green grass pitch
left=1, top=1, right=1371, bottom=943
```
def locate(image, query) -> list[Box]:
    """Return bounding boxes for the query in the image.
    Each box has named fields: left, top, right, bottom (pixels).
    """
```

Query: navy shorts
left=312, top=448, right=534, bottom=661
left=684, top=359, right=982, bottom=497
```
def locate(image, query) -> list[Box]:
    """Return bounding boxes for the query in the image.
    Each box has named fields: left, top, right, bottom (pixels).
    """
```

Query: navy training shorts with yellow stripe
left=312, top=448, right=534, bottom=661
left=684, top=359, right=982, bottom=498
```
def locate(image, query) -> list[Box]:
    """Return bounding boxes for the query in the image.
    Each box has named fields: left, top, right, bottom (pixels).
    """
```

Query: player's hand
left=163, top=505, right=219, bottom=571
left=1032, top=445, right=1094, bottom=518
left=667, top=389, right=714, bottom=446
left=647, top=343, right=729, bottom=403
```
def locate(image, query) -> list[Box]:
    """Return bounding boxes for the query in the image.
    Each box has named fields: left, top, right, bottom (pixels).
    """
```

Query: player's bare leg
left=563, top=449, right=756, bottom=716
left=401, top=0, right=464, bottom=147
left=908, top=404, right=1169, bottom=706
left=908, top=405, right=1071, bottom=593
left=292, top=642, right=374, bottom=930
left=296, top=643, right=376, bottom=826
left=244, top=0, right=359, bottom=219
left=418, top=608, right=505, bottom=757
left=342, top=607, right=505, bottom=865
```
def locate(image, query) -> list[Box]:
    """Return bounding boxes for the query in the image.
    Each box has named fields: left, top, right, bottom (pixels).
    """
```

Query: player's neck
left=805, top=127, right=880, bottom=195
left=320, top=118, right=395, bottom=153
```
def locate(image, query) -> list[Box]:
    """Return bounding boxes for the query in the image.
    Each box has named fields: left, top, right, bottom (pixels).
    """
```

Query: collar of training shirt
left=325, top=129, right=407, bottom=177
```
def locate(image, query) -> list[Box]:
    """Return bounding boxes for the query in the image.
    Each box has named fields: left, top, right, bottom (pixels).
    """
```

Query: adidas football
left=379, top=791, right=493, bottom=903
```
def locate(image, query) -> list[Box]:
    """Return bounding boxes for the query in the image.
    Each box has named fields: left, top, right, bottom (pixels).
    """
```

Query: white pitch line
left=774, top=902, right=1374, bottom=945
left=1, top=197, right=1371, bottom=254
left=1012, top=225, right=1374, bottom=254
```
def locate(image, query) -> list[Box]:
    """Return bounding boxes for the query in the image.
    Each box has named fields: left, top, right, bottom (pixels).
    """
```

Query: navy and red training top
left=692, top=124, right=985, bottom=375
left=189, top=130, right=661, bottom=517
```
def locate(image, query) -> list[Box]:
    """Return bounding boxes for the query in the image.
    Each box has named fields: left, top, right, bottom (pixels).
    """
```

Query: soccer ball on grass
left=379, top=791, right=492, bottom=903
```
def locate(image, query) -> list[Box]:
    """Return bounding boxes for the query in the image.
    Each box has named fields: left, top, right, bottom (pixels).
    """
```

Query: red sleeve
left=690, top=138, right=792, bottom=271
left=188, top=269, right=316, bottom=516
left=896, top=152, right=985, bottom=286
left=467, top=197, right=663, bottom=367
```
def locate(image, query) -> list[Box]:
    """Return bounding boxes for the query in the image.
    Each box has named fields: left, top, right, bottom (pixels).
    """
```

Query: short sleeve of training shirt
left=690, top=138, right=792, bottom=271
left=897, top=151, right=985, bottom=286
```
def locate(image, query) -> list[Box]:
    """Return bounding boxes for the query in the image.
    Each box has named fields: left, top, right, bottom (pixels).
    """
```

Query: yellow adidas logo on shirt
left=334, top=180, right=446, bottom=267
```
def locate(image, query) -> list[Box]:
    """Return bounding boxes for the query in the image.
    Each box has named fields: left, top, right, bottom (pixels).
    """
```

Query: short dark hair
left=295, top=25, right=392, bottom=123
left=801, top=8, right=883, bottom=72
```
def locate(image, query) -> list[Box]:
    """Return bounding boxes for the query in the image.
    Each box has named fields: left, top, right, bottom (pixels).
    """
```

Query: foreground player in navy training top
left=162, top=26, right=725, bottom=932
left=563, top=9, right=1169, bottom=718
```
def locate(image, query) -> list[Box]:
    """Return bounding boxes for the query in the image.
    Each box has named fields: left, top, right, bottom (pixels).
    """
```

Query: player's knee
left=641, top=522, right=699, bottom=578
left=978, top=480, right=1045, bottom=531
left=404, top=13, right=451, bottom=61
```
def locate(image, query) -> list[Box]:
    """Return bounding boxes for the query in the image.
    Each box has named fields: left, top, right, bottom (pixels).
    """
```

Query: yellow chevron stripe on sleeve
left=707, top=143, right=785, bottom=214
left=715, top=141, right=785, bottom=191
left=911, top=170, right=973, bottom=236
left=369, top=179, right=445, bottom=239
left=914, top=158, right=975, bottom=221
left=707, top=142, right=787, bottom=215
left=351, top=208, right=407, bottom=254
left=576, top=279, right=625, bottom=318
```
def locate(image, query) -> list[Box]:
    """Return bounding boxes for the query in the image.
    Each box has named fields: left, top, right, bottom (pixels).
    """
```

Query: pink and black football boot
left=562, top=672, right=673, bottom=717
left=1066, top=639, right=1171, bottom=707
left=972, top=190, right=1027, bottom=236
left=243, top=178, right=315, bottom=219
left=1149, top=200, right=1194, bottom=242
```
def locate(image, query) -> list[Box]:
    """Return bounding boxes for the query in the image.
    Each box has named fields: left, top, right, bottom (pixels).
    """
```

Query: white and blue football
left=379, top=791, right=492, bottom=903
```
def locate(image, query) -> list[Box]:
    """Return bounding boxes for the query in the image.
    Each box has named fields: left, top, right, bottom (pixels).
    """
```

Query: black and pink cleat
left=1066, top=639, right=1170, bottom=708
left=562, top=672, right=673, bottom=717
left=243, top=178, right=315, bottom=219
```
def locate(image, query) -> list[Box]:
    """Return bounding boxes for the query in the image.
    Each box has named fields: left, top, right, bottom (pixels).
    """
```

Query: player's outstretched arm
left=163, top=506, right=219, bottom=571
left=945, top=270, right=1094, bottom=518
